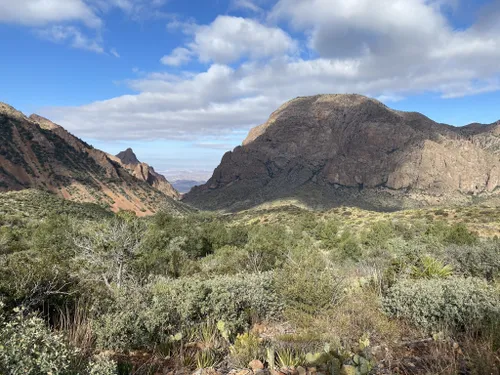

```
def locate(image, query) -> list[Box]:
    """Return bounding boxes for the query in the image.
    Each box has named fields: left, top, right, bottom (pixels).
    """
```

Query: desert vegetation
left=0, top=190, right=499, bottom=374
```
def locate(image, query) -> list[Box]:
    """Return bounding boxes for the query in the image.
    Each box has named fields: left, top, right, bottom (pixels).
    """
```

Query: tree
left=74, top=219, right=143, bottom=290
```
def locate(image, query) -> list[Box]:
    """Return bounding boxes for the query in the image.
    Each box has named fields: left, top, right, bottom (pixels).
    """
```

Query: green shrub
left=0, top=306, right=79, bottom=375
left=445, top=242, right=500, bottom=281
left=92, top=286, right=151, bottom=351
left=94, top=273, right=282, bottom=351
left=383, top=277, right=500, bottom=332
left=275, top=250, right=345, bottom=313
left=87, top=354, right=117, bottom=375
left=150, top=272, right=282, bottom=334
left=443, top=223, right=478, bottom=246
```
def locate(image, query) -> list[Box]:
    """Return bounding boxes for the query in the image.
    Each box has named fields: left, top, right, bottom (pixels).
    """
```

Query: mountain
left=113, top=148, right=180, bottom=199
left=0, top=102, right=187, bottom=216
left=184, top=94, right=500, bottom=211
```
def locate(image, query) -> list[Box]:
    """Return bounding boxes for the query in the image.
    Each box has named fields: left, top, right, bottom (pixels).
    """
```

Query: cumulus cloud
left=42, top=1, right=500, bottom=142
left=0, top=0, right=170, bottom=51
left=170, top=16, right=297, bottom=65
left=161, top=47, right=193, bottom=66
left=0, top=0, right=101, bottom=27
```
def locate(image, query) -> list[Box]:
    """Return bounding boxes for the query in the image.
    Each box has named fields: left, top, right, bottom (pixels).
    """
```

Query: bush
left=445, top=242, right=500, bottom=281
left=86, top=354, right=117, bottom=375
left=93, top=273, right=283, bottom=351
left=383, top=277, right=500, bottom=332
left=275, top=250, right=345, bottom=313
left=443, top=223, right=478, bottom=246
left=0, top=306, right=79, bottom=375
left=150, top=272, right=282, bottom=334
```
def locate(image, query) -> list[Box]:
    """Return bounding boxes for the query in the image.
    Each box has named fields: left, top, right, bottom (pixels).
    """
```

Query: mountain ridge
left=184, top=94, right=500, bottom=211
left=114, top=148, right=180, bottom=199
left=0, top=103, right=186, bottom=216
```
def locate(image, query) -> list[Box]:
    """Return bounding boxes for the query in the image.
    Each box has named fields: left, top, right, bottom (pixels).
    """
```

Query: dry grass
left=54, top=299, right=95, bottom=354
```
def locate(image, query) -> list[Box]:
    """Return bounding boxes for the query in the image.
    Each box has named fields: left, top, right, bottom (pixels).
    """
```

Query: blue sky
left=1, top=0, right=500, bottom=180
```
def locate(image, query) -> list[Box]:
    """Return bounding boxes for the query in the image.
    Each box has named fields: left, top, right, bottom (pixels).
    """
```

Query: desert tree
left=73, top=218, right=144, bottom=291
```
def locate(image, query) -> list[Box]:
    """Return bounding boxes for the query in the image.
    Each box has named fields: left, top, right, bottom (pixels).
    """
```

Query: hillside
left=0, top=103, right=187, bottom=216
left=184, top=94, right=500, bottom=211
left=113, top=148, right=180, bottom=199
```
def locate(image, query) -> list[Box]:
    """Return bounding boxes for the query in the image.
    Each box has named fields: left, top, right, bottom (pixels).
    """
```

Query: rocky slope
left=113, top=148, right=180, bottom=199
left=0, top=103, right=187, bottom=216
left=184, top=94, right=500, bottom=211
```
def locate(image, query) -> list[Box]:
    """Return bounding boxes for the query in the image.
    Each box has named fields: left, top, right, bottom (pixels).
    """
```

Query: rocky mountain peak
left=0, top=102, right=27, bottom=121
left=116, top=148, right=140, bottom=165
left=29, top=114, right=62, bottom=130
left=184, top=94, right=500, bottom=211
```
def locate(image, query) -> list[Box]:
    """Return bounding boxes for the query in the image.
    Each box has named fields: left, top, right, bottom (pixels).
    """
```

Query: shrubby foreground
left=0, top=191, right=499, bottom=374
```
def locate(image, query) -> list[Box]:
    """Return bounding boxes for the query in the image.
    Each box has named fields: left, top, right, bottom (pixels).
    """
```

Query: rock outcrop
left=0, top=103, right=187, bottom=216
left=114, top=148, right=180, bottom=200
left=184, top=94, right=500, bottom=211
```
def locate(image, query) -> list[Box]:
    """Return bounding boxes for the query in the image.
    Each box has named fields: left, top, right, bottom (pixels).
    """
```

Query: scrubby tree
left=74, top=219, right=144, bottom=290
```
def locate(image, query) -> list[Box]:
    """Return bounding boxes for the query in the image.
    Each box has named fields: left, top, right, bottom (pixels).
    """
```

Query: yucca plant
left=275, top=347, right=305, bottom=368
left=412, top=255, right=453, bottom=279
left=196, top=349, right=220, bottom=369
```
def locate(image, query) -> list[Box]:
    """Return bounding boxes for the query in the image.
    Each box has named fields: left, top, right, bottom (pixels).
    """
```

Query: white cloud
left=42, top=3, right=500, bottom=142
left=230, top=0, right=263, bottom=13
left=37, top=25, right=104, bottom=53
left=110, top=48, right=120, bottom=58
left=161, top=47, right=193, bottom=66
left=172, top=16, right=297, bottom=65
left=0, top=0, right=101, bottom=27
left=0, top=0, right=171, bottom=52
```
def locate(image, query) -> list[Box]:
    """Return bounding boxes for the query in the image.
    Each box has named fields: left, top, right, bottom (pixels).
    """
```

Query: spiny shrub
left=383, top=277, right=500, bottom=332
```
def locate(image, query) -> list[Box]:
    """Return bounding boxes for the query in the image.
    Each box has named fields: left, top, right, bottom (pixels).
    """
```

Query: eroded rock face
left=0, top=104, right=185, bottom=215
left=184, top=94, right=500, bottom=211
left=114, top=148, right=180, bottom=200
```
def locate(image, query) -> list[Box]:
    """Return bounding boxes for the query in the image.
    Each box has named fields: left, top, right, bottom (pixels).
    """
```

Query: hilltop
left=0, top=103, right=186, bottom=216
left=185, top=94, right=500, bottom=211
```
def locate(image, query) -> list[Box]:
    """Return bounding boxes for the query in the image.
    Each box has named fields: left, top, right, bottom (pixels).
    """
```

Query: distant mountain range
left=0, top=103, right=186, bottom=216
left=184, top=94, right=500, bottom=211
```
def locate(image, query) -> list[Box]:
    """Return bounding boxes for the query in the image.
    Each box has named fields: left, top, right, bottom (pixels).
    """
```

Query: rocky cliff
left=0, top=103, right=186, bottom=216
left=114, top=148, right=180, bottom=200
left=184, top=94, right=500, bottom=211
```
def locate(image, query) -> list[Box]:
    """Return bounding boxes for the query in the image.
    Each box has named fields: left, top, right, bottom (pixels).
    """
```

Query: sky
left=1, top=0, right=500, bottom=180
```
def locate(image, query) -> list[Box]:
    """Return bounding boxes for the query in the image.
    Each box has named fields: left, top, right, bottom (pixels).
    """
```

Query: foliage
left=411, top=255, right=453, bottom=279
left=93, top=273, right=282, bottom=351
left=275, top=248, right=345, bottom=313
left=383, top=277, right=500, bottom=331
left=229, top=332, right=263, bottom=367
left=86, top=354, right=117, bottom=375
left=444, top=242, right=500, bottom=281
left=0, top=306, right=79, bottom=375
left=443, top=223, right=478, bottom=246
left=1, top=189, right=500, bottom=372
